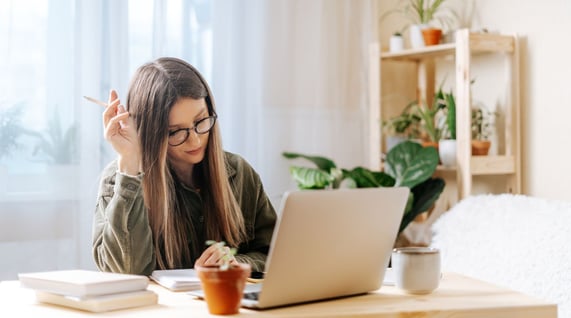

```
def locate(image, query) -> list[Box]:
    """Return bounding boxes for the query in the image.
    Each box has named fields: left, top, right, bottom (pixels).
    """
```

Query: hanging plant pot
left=421, top=28, right=443, bottom=46
left=196, top=263, right=251, bottom=315
left=471, top=140, right=491, bottom=156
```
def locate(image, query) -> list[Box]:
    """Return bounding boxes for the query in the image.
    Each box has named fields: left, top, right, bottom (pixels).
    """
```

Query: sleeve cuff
left=114, top=170, right=144, bottom=196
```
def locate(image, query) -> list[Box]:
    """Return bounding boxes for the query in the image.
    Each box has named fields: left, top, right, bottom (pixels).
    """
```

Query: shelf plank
left=470, top=155, right=515, bottom=175
left=470, top=33, right=515, bottom=53
left=436, top=156, right=516, bottom=175
left=381, top=43, right=456, bottom=61
left=380, top=33, right=515, bottom=63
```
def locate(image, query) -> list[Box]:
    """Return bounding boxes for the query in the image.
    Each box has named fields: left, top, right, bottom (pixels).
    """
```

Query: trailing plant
left=382, top=102, right=421, bottom=139
left=283, top=141, right=445, bottom=233
left=205, top=240, right=237, bottom=271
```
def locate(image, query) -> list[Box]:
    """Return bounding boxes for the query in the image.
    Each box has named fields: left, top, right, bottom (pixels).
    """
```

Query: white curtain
left=0, top=0, right=377, bottom=280
left=212, top=0, right=378, bottom=206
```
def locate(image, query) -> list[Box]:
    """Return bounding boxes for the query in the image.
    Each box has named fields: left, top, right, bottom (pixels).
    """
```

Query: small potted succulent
left=389, top=31, right=405, bottom=52
left=471, top=105, right=495, bottom=156
left=195, top=241, right=251, bottom=315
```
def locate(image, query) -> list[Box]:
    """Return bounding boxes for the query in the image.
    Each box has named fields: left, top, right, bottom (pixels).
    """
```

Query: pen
left=83, top=95, right=108, bottom=107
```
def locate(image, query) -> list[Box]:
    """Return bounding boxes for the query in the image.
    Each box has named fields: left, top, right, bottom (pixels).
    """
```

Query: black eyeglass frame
left=168, top=113, right=218, bottom=146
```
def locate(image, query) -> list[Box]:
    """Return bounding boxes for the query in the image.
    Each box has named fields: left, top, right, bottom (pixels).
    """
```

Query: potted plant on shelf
left=384, top=0, right=455, bottom=47
left=471, top=105, right=495, bottom=156
left=409, top=97, right=446, bottom=151
left=282, top=141, right=445, bottom=235
left=389, top=31, right=405, bottom=53
left=195, top=241, right=251, bottom=315
left=436, top=88, right=456, bottom=166
left=382, top=103, right=421, bottom=152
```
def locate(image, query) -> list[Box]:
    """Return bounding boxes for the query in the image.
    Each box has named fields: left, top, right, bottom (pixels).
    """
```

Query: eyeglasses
left=168, top=115, right=217, bottom=146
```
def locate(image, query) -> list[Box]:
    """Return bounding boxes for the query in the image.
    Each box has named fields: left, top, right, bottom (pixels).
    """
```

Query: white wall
left=379, top=0, right=571, bottom=201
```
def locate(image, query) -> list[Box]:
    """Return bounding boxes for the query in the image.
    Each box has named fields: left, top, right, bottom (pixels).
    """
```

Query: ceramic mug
left=391, top=247, right=441, bottom=294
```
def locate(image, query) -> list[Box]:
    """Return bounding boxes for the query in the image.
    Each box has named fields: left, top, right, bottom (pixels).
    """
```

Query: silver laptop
left=192, top=187, right=409, bottom=309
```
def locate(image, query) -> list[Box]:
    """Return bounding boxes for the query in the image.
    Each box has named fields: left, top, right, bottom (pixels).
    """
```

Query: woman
left=92, top=57, right=276, bottom=275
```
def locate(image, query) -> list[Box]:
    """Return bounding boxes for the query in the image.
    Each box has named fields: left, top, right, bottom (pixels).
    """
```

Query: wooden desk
left=0, top=272, right=557, bottom=317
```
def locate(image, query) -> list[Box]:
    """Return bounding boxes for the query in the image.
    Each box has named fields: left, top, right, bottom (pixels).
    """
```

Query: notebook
left=150, top=268, right=201, bottom=291
left=190, top=187, right=409, bottom=309
left=18, top=269, right=149, bottom=297
left=34, top=289, right=158, bottom=312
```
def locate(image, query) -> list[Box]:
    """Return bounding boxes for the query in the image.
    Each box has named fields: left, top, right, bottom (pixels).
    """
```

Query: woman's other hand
left=194, top=243, right=238, bottom=268
left=103, top=89, right=141, bottom=175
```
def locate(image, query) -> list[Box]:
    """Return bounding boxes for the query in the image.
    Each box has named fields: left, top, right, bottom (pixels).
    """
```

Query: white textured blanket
left=431, top=194, right=571, bottom=318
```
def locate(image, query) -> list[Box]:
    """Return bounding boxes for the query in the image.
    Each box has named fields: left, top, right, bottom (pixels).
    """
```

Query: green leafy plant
left=382, top=103, right=421, bottom=139
left=30, top=111, right=78, bottom=165
left=0, top=105, right=25, bottom=161
left=404, top=0, right=458, bottom=31
left=205, top=240, right=237, bottom=271
left=381, top=0, right=457, bottom=31
left=283, top=141, right=445, bottom=233
left=435, top=87, right=456, bottom=140
left=471, top=106, right=495, bottom=140
left=409, top=97, right=446, bottom=143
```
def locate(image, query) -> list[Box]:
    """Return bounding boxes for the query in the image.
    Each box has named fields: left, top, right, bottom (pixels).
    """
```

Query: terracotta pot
left=421, top=140, right=439, bottom=151
left=471, top=140, right=491, bottom=156
left=196, top=263, right=251, bottom=315
left=421, top=28, right=442, bottom=46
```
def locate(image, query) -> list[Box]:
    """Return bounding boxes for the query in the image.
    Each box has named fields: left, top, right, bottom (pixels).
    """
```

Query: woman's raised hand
left=103, top=90, right=141, bottom=175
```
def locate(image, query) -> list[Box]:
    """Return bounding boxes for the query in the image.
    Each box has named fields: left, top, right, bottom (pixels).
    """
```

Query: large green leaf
left=282, top=152, right=337, bottom=171
left=371, top=171, right=396, bottom=187
left=384, top=141, right=438, bottom=188
left=289, top=166, right=333, bottom=189
left=342, top=167, right=380, bottom=188
left=343, top=167, right=396, bottom=188
left=399, top=177, right=445, bottom=232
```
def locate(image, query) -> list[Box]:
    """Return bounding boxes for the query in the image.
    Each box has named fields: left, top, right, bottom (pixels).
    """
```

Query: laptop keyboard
left=243, top=291, right=260, bottom=300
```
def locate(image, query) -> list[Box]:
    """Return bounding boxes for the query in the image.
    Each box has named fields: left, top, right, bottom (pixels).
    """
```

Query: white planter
left=389, top=35, right=404, bottom=52
left=409, top=24, right=426, bottom=49
left=438, top=140, right=457, bottom=167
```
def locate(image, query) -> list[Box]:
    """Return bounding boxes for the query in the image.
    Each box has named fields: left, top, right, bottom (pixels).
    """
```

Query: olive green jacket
left=92, top=152, right=277, bottom=275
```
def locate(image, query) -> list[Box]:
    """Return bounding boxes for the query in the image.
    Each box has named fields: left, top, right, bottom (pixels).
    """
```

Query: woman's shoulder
left=224, top=151, right=257, bottom=178
left=224, top=151, right=247, bottom=169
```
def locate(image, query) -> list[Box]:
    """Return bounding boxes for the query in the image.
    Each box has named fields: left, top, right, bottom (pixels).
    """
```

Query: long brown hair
left=126, top=57, right=246, bottom=269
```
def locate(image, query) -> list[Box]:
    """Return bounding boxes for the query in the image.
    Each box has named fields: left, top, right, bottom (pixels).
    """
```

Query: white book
left=18, top=269, right=149, bottom=297
left=150, top=268, right=202, bottom=291
left=35, top=289, right=158, bottom=313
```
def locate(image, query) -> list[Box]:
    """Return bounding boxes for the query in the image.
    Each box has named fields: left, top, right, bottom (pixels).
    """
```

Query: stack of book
left=18, top=269, right=158, bottom=312
left=150, top=268, right=202, bottom=291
